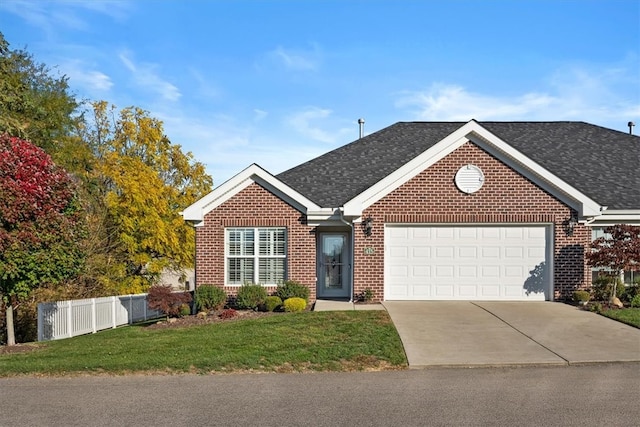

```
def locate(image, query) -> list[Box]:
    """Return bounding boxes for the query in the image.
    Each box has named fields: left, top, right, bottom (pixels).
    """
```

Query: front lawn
left=601, top=308, right=640, bottom=328
left=0, top=311, right=407, bottom=376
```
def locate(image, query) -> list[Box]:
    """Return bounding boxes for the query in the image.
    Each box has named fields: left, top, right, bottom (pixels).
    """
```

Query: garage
left=385, top=225, right=551, bottom=301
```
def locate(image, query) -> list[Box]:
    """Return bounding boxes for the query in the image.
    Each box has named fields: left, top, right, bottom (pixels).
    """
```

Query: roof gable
left=182, top=164, right=321, bottom=226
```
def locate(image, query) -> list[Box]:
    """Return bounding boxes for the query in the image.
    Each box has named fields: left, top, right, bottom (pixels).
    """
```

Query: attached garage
left=385, top=225, right=552, bottom=301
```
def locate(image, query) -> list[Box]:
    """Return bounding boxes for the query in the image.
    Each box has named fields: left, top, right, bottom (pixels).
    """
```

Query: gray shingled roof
left=277, top=121, right=640, bottom=210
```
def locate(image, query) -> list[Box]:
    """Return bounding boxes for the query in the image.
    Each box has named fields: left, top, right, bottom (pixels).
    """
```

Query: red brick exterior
left=195, top=141, right=591, bottom=303
left=195, top=183, right=316, bottom=301
left=353, top=142, right=591, bottom=301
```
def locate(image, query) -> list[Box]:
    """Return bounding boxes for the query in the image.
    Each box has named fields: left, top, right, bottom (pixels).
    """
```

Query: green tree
left=0, top=135, right=85, bottom=345
left=81, top=102, right=212, bottom=294
left=0, top=32, right=80, bottom=162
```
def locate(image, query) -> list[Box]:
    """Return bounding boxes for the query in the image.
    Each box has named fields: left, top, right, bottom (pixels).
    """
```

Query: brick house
left=183, top=120, right=640, bottom=302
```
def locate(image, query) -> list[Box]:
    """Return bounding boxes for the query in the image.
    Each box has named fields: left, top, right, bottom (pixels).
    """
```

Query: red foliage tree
left=147, top=285, right=192, bottom=318
left=587, top=224, right=640, bottom=301
left=0, top=134, right=85, bottom=345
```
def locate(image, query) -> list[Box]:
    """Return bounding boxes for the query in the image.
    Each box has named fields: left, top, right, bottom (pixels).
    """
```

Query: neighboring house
left=159, top=268, right=195, bottom=291
left=183, top=120, right=640, bottom=303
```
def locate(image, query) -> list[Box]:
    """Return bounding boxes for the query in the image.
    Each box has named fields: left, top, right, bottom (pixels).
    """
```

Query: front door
left=317, top=233, right=351, bottom=299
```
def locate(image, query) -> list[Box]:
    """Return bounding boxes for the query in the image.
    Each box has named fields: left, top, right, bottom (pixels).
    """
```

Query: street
left=2, top=364, right=638, bottom=426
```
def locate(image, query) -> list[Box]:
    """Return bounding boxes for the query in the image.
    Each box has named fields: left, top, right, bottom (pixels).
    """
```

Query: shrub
left=631, top=294, right=640, bottom=308
left=592, top=276, right=625, bottom=301
left=573, top=290, right=590, bottom=304
left=622, top=284, right=640, bottom=303
left=283, top=297, right=306, bottom=312
left=589, top=302, right=603, bottom=314
left=195, top=285, right=227, bottom=311
left=235, top=283, right=267, bottom=310
left=219, top=308, right=238, bottom=319
left=358, top=288, right=374, bottom=302
left=264, top=296, right=283, bottom=312
left=147, top=286, right=192, bottom=318
left=179, top=304, right=191, bottom=317
left=275, top=280, right=310, bottom=302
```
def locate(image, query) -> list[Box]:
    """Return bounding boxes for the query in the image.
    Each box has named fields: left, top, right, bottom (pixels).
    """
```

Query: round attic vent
left=455, top=164, right=485, bottom=194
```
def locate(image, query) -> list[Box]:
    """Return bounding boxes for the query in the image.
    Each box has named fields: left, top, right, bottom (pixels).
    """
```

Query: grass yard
left=601, top=308, right=640, bottom=328
left=0, top=311, right=407, bottom=376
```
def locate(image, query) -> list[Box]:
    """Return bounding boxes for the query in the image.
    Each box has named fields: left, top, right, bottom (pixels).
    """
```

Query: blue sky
left=1, top=0, right=638, bottom=185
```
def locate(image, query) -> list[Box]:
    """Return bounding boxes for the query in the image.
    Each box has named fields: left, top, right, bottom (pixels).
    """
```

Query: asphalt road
left=2, top=364, right=639, bottom=427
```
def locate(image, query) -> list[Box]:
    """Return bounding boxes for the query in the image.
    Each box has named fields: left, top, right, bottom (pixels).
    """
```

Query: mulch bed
left=0, top=343, right=43, bottom=355
left=145, top=309, right=286, bottom=330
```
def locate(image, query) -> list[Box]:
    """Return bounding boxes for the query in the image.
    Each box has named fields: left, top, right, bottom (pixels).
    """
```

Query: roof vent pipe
left=358, top=118, right=365, bottom=139
left=628, top=121, right=635, bottom=135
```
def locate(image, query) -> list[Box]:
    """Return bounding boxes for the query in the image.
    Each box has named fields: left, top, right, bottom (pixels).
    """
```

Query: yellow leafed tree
left=84, top=101, right=212, bottom=294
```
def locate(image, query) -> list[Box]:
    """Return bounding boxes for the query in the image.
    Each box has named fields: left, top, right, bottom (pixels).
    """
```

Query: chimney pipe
left=358, top=118, right=365, bottom=139
left=628, top=121, right=635, bottom=135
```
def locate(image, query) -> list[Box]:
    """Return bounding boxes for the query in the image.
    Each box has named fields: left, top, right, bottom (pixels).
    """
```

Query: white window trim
left=225, top=227, right=287, bottom=286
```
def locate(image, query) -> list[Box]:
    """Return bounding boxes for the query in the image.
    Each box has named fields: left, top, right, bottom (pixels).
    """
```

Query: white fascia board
left=343, top=121, right=479, bottom=216
left=466, top=127, right=602, bottom=217
left=585, top=210, right=640, bottom=226
left=182, top=164, right=321, bottom=225
left=307, top=208, right=348, bottom=227
left=343, top=120, right=603, bottom=218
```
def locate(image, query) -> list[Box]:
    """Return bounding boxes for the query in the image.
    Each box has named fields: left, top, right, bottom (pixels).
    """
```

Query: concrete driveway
left=383, top=301, right=640, bottom=368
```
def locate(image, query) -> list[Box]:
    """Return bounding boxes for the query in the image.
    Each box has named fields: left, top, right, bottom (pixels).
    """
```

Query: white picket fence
left=37, top=294, right=165, bottom=342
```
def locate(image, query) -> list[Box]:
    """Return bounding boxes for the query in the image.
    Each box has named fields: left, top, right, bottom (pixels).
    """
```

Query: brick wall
left=353, top=142, right=590, bottom=301
left=195, top=183, right=316, bottom=301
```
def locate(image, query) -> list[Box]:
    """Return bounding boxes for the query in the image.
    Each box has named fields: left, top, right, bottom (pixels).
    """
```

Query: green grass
left=0, top=311, right=407, bottom=376
left=601, top=308, right=640, bottom=328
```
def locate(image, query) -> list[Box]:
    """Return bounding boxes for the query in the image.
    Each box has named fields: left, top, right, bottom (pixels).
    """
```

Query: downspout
left=339, top=210, right=356, bottom=303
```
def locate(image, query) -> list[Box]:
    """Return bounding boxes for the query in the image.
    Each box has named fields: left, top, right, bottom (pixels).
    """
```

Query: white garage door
left=385, top=226, right=550, bottom=301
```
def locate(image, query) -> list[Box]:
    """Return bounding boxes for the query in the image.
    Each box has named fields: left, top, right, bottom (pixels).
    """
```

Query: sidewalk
left=313, top=300, right=385, bottom=311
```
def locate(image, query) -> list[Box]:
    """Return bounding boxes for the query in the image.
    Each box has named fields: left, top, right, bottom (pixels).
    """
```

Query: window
left=226, top=228, right=286, bottom=285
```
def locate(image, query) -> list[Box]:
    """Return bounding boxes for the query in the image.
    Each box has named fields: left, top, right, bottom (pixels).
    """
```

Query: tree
left=0, top=32, right=80, bottom=161
left=587, top=224, right=640, bottom=301
left=0, top=135, right=85, bottom=345
left=80, top=102, right=212, bottom=294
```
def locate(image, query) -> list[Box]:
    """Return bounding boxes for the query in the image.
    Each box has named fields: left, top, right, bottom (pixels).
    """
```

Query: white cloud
left=269, top=45, right=320, bottom=71
left=0, top=0, right=131, bottom=34
left=60, top=60, right=113, bottom=94
left=154, top=108, right=321, bottom=185
left=395, top=63, right=640, bottom=130
left=118, top=51, right=181, bottom=102
left=285, top=107, right=339, bottom=143
left=253, top=109, right=268, bottom=121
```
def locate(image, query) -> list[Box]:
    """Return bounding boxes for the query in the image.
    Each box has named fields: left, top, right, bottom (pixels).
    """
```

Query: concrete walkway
left=313, top=300, right=386, bottom=311
left=383, top=301, right=640, bottom=368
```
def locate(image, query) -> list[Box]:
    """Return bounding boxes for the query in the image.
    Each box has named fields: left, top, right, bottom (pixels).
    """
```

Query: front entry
left=317, top=233, right=351, bottom=299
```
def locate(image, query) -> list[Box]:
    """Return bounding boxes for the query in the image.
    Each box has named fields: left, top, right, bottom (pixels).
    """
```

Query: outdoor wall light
left=362, top=217, right=373, bottom=237
left=563, top=214, right=578, bottom=236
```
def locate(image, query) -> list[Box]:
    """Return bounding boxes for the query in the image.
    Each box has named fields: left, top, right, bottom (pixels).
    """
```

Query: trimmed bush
left=631, top=294, right=640, bottom=308
left=264, top=296, right=283, bottom=312
left=283, top=297, right=306, bottom=312
left=275, top=280, right=310, bottom=302
left=147, top=285, right=192, bottom=318
left=195, top=285, right=227, bottom=311
left=179, top=304, right=191, bottom=317
left=235, top=283, right=267, bottom=310
left=573, top=290, right=590, bottom=304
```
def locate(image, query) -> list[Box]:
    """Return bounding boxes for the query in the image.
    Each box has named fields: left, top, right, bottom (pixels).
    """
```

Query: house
left=183, top=120, right=640, bottom=303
